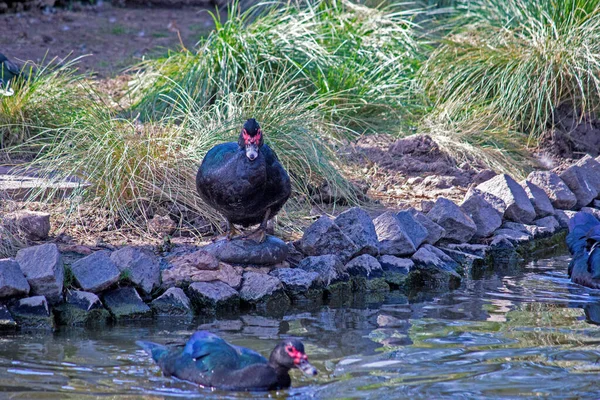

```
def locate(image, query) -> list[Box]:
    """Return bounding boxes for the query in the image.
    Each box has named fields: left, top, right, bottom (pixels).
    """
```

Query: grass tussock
left=421, top=0, right=600, bottom=142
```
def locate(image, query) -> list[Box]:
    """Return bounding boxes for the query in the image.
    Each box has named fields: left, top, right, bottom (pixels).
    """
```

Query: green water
left=2, top=255, right=600, bottom=399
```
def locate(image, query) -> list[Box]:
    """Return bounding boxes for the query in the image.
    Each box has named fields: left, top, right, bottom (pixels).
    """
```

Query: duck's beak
left=245, top=143, right=259, bottom=161
left=297, top=358, right=318, bottom=376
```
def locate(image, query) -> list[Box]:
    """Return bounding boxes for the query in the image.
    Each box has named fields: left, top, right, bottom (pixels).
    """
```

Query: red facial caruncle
left=285, top=345, right=308, bottom=365
left=242, top=129, right=262, bottom=145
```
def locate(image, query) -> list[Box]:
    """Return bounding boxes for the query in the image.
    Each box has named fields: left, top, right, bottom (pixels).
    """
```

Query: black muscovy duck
left=566, top=211, right=600, bottom=288
left=0, top=53, right=23, bottom=96
left=137, top=331, right=317, bottom=391
left=196, top=118, right=291, bottom=242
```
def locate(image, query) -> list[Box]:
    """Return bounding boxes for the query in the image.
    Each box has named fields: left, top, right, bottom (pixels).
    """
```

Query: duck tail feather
left=136, top=340, right=169, bottom=362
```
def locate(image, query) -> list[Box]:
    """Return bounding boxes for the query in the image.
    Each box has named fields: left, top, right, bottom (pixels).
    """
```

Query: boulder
left=533, top=216, right=560, bottom=235
left=528, top=171, right=577, bottom=210
left=0, top=258, right=30, bottom=299
left=460, top=188, right=504, bottom=238
left=0, top=305, right=17, bottom=329
left=439, top=247, right=484, bottom=270
left=476, top=174, right=536, bottom=223
left=297, top=216, right=358, bottom=263
left=334, top=207, right=378, bottom=256
left=407, top=209, right=445, bottom=245
left=343, top=254, right=383, bottom=278
left=71, top=250, right=120, bottom=293
left=168, top=249, right=219, bottom=270
left=204, top=235, right=289, bottom=265
left=187, top=281, right=239, bottom=314
left=269, top=268, right=321, bottom=296
left=426, top=197, right=477, bottom=242
left=560, top=164, right=598, bottom=209
left=411, top=245, right=461, bottom=286
left=574, top=155, right=600, bottom=194
left=298, top=255, right=349, bottom=286
left=239, top=272, right=286, bottom=304
left=520, top=180, right=554, bottom=218
left=444, top=243, right=489, bottom=258
left=54, top=290, right=110, bottom=326
left=395, top=211, right=428, bottom=249
left=377, top=255, right=413, bottom=287
left=110, top=247, right=160, bottom=296
left=150, top=287, right=193, bottom=317
left=373, top=212, right=417, bottom=256
left=554, top=209, right=578, bottom=229
left=162, top=262, right=243, bottom=289
left=493, top=228, right=531, bottom=244
left=3, top=211, right=50, bottom=240
left=102, top=287, right=152, bottom=320
left=15, top=243, right=64, bottom=304
left=9, top=296, right=54, bottom=329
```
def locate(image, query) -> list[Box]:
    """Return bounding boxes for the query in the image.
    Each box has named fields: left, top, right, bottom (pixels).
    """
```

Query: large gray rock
left=298, top=255, right=349, bottom=286
left=377, top=255, right=413, bottom=287
left=554, top=209, right=578, bottom=229
left=520, top=180, right=555, bottom=218
left=297, top=216, right=359, bottom=263
left=0, top=259, right=30, bottom=299
left=102, top=287, right=152, bottom=320
left=460, top=188, right=504, bottom=238
left=439, top=247, right=484, bottom=270
left=560, top=164, right=598, bottom=209
left=534, top=216, right=560, bottom=235
left=343, top=254, right=383, bottom=278
left=408, top=209, right=445, bottom=245
left=476, top=174, right=536, bottom=223
left=3, top=211, right=51, bottom=241
left=395, top=211, right=428, bottom=249
left=71, top=250, right=120, bottom=293
left=16, top=244, right=64, bottom=304
left=574, top=155, right=600, bottom=194
left=240, top=272, right=286, bottom=304
left=426, top=197, right=477, bottom=242
left=55, top=290, right=110, bottom=326
left=493, top=228, right=531, bottom=245
left=373, top=212, right=417, bottom=256
left=162, top=262, right=243, bottom=289
left=204, top=235, right=289, bottom=265
left=0, top=304, right=17, bottom=329
left=110, top=247, right=160, bottom=296
left=444, top=243, right=489, bottom=258
left=411, top=245, right=461, bottom=286
left=528, top=171, right=577, bottom=210
left=187, top=281, right=239, bottom=314
left=9, top=296, right=54, bottom=329
left=269, top=268, right=321, bottom=295
left=150, top=287, right=193, bottom=317
left=334, top=207, right=379, bottom=256
left=168, top=249, right=219, bottom=270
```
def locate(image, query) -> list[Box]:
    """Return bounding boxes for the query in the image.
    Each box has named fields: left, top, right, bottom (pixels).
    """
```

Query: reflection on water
left=2, top=255, right=600, bottom=399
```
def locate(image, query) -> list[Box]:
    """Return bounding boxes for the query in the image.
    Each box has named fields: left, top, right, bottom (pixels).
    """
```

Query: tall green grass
left=421, top=0, right=600, bottom=142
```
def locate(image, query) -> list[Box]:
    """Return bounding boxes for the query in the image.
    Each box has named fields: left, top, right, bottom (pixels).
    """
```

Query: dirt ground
left=0, top=3, right=220, bottom=77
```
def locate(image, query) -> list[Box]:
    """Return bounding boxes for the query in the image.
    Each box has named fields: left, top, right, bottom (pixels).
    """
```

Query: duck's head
left=238, top=118, right=264, bottom=161
left=269, top=339, right=318, bottom=376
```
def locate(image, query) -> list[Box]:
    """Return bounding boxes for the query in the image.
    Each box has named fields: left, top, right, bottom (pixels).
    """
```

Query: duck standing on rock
left=196, top=118, right=292, bottom=243
left=0, top=52, right=23, bottom=97
left=137, top=331, right=317, bottom=391
left=566, top=211, right=600, bottom=288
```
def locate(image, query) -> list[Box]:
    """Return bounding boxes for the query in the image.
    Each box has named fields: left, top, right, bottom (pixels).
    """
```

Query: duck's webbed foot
left=241, top=209, right=271, bottom=244
left=212, top=221, right=241, bottom=242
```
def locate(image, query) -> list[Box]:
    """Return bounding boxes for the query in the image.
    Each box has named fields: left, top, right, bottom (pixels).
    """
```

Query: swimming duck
left=0, top=53, right=23, bottom=96
left=566, top=211, right=600, bottom=288
left=196, top=118, right=291, bottom=242
left=137, top=331, right=317, bottom=391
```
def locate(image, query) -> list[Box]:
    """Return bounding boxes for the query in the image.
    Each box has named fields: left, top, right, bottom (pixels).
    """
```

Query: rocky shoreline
left=1, top=154, right=600, bottom=330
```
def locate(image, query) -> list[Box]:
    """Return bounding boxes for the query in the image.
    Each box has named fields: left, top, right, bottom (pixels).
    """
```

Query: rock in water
left=9, top=296, right=54, bottom=330
left=297, top=216, right=359, bottom=263
left=54, top=291, right=110, bottom=326
left=102, top=287, right=152, bottom=320
left=150, top=287, right=193, bottom=317
left=187, top=281, right=240, bottom=315
left=0, top=259, right=30, bottom=299
left=204, top=235, right=289, bottom=265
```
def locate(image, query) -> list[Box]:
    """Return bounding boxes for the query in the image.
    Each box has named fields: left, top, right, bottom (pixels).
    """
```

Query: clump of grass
left=0, top=56, right=90, bottom=149
left=421, top=0, right=600, bottom=142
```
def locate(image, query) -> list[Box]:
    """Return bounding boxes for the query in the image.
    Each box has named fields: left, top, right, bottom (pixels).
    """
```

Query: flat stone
left=102, top=287, right=152, bottom=320
left=411, top=245, right=461, bottom=287
left=162, top=262, right=243, bottom=289
left=0, top=304, right=17, bottom=329
left=55, top=290, right=110, bottom=326
left=460, top=188, right=504, bottom=238
left=15, top=243, right=63, bottom=304
left=476, top=174, right=536, bottom=223
left=407, top=209, right=445, bottom=245
left=298, top=255, right=349, bottom=286
left=427, top=197, right=477, bottom=242
left=373, top=211, right=417, bottom=256
left=168, top=249, right=219, bottom=270
left=110, top=247, right=160, bottom=296
left=520, top=180, right=555, bottom=218
left=150, top=287, right=193, bottom=317
left=343, top=254, right=383, bottom=279
left=0, top=258, right=30, bottom=299
left=2, top=211, right=51, bottom=241
left=444, top=243, right=489, bottom=258
left=9, top=295, right=54, bottom=329
left=493, top=228, right=532, bottom=244
left=534, top=216, right=560, bottom=235
left=439, top=248, right=484, bottom=270
left=395, top=211, right=428, bottom=249
left=377, top=255, right=413, bottom=287
left=71, top=250, right=120, bottom=293
left=528, top=171, right=577, bottom=210
left=560, top=165, right=598, bottom=209
left=554, top=209, right=578, bottom=229
left=269, top=268, right=321, bottom=295
left=187, top=281, right=239, bottom=314
left=240, top=272, right=286, bottom=304
left=297, top=216, right=359, bottom=263
left=204, top=235, right=289, bottom=265
left=334, top=207, right=379, bottom=256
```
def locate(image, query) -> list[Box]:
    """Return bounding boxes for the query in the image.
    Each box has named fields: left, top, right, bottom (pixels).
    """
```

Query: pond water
left=2, top=254, right=600, bottom=399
